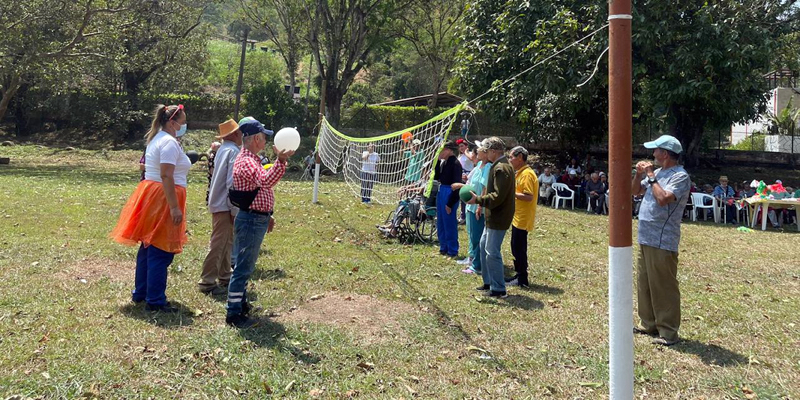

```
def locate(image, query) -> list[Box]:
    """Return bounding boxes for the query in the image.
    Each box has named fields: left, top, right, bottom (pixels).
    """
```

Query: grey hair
left=243, top=134, right=260, bottom=146
left=591, top=172, right=599, bottom=178
left=510, top=146, right=528, bottom=160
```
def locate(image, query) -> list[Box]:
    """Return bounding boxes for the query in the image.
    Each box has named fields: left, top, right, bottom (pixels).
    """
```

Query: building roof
left=373, top=92, right=466, bottom=108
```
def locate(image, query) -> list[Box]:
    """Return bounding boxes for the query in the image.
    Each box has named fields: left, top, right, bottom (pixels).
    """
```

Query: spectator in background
left=567, top=158, right=582, bottom=175
left=538, top=167, right=557, bottom=205
left=404, top=139, right=425, bottom=185
left=600, top=172, right=609, bottom=193
left=579, top=172, right=591, bottom=208
left=360, top=144, right=380, bottom=204
left=713, top=175, right=737, bottom=224
left=689, top=181, right=699, bottom=193
left=561, top=169, right=581, bottom=188
left=586, top=172, right=606, bottom=214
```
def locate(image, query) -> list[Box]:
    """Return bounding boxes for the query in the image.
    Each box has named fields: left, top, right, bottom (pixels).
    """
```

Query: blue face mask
left=176, top=123, right=187, bottom=137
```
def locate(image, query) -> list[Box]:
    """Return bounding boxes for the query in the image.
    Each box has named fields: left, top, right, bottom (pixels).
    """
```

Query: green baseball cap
left=644, top=135, right=683, bottom=154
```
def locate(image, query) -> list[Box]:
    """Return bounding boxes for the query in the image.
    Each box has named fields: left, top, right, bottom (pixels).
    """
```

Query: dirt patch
left=55, top=258, right=134, bottom=285
left=276, top=292, right=421, bottom=344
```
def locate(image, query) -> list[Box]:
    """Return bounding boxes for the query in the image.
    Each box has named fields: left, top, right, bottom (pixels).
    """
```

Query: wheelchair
left=380, top=194, right=437, bottom=245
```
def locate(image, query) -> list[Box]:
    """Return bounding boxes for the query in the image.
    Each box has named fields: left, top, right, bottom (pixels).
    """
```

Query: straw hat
left=217, top=119, right=239, bottom=139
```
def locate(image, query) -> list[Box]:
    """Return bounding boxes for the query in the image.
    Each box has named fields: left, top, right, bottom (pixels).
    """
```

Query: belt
left=244, top=209, right=273, bottom=217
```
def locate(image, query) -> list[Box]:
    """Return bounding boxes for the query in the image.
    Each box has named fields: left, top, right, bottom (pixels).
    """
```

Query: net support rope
left=315, top=102, right=466, bottom=205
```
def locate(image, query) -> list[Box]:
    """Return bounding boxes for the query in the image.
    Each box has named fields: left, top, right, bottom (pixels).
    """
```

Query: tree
left=396, top=0, right=465, bottom=108
left=302, top=0, right=411, bottom=127
left=0, top=0, right=133, bottom=123
left=633, top=0, right=799, bottom=164
left=240, top=0, right=308, bottom=97
left=455, top=1, right=608, bottom=147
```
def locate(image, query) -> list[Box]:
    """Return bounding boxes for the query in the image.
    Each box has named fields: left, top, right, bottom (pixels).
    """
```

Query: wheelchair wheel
left=416, top=215, right=437, bottom=244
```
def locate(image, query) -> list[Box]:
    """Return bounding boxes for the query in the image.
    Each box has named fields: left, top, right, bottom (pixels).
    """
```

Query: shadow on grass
left=237, top=318, right=321, bottom=365
left=252, top=268, right=286, bottom=281
left=672, top=339, right=748, bottom=367
left=119, top=301, right=194, bottom=328
left=1, top=164, right=137, bottom=185
left=497, top=294, right=544, bottom=310
left=526, top=283, right=565, bottom=295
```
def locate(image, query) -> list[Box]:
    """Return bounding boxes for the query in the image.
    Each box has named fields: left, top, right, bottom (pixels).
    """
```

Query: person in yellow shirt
left=507, top=146, right=539, bottom=287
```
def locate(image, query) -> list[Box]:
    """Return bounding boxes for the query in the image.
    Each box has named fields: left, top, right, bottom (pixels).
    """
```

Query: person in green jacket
left=467, top=137, right=515, bottom=298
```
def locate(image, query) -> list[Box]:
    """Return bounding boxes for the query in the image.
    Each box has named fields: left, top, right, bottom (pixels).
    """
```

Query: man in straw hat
left=197, top=118, right=243, bottom=295
left=632, top=134, right=691, bottom=346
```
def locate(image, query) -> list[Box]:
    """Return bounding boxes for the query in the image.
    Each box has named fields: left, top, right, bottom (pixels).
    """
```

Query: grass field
left=0, top=140, right=798, bottom=399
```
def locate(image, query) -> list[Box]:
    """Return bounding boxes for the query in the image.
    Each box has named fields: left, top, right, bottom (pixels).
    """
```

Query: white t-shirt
left=458, top=153, right=474, bottom=172
left=144, top=131, right=191, bottom=187
left=539, top=173, right=556, bottom=186
left=362, top=151, right=380, bottom=173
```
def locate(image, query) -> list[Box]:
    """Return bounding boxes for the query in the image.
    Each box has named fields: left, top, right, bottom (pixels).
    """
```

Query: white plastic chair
left=586, top=193, right=608, bottom=214
left=690, top=193, right=719, bottom=222
left=553, top=183, right=576, bottom=210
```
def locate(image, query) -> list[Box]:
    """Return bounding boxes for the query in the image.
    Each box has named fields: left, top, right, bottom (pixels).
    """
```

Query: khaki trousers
left=637, top=244, right=681, bottom=341
left=198, top=212, right=234, bottom=290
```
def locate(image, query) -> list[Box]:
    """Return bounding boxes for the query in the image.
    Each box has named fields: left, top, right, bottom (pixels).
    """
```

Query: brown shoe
left=634, top=326, right=657, bottom=336
left=651, top=336, right=680, bottom=346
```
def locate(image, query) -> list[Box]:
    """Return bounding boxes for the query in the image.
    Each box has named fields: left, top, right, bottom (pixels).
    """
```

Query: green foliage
left=242, top=78, right=315, bottom=132
left=203, top=40, right=285, bottom=93
left=727, top=134, right=767, bottom=152
left=457, top=0, right=799, bottom=158
left=767, top=98, right=800, bottom=136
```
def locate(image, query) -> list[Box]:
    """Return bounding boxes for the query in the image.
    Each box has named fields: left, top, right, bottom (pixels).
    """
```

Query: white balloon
left=274, top=127, right=301, bottom=152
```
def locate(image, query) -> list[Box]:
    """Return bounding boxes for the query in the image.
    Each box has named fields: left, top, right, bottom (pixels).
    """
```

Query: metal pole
left=608, top=0, right=633, bottom=398
left=312, top=80, right=327, bottom=204
left=234, top=27, right=250, bottom=121
left=304, top=57, right=313, bottom=114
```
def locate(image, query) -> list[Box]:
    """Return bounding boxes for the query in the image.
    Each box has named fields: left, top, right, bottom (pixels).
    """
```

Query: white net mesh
left=316, top=104, right=466, bottom=204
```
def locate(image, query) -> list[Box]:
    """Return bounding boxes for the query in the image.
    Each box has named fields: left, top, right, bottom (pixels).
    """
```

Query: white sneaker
left=456, top=257, right=472, bottom=265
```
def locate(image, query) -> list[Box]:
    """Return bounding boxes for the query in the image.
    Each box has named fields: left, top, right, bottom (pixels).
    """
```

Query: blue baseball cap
left=644, top=134, right=683, bottom=154
left=239, top=119, right=274, bottom=137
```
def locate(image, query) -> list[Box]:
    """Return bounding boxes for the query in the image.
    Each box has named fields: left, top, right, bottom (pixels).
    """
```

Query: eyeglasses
left=167, top=104, right=184, bottom=122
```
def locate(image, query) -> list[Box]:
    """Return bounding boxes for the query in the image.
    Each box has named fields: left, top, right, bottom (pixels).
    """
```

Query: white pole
left=609, top=246, right=634, bottom=398
left=312, top=162, right=321, bottom=204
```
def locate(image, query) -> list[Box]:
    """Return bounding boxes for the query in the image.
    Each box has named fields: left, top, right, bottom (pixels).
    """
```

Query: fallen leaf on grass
left=284, top=380, right=295, bottom=392
left=344, top=389, right=359, bottom=397
left=41, top=372, right=51, bottom=379
left=742, top=386, right=757, bottom=399
left=309, top=294, right=324, bottom=301
left=356, top=362, right=374, bottom=371
left=309, top=388, right=324, bottom=397
left=192, top=309, right=204, bottom=317
left=578, top=382, right=602, bottom=388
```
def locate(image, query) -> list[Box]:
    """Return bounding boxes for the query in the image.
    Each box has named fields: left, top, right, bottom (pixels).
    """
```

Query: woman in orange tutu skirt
left=111, top=104, right=191, bottom=312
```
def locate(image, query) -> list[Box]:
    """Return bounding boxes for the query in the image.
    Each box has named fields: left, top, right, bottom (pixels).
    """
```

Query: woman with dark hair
left=111, top=104, right=191, bottom=313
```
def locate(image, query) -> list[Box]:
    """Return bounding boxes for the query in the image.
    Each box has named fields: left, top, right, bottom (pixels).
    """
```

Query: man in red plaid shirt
left=226, top=119, right=294, bottom=328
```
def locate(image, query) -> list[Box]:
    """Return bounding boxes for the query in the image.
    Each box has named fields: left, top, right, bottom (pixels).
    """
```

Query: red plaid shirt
left=232, top=148, right=286, bottom=212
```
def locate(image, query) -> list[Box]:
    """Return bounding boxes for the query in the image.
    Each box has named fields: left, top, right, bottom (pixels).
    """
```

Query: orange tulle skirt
left=111, top=180, right=188, bottom=254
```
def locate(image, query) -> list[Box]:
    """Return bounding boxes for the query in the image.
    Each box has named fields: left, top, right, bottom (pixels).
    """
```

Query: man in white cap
left=197, top=119, right=242, bottom=295
left=631, top=134, right=691, bottom=346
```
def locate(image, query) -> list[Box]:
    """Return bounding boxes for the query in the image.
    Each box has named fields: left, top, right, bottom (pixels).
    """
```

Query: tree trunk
left=288, top=57, right=297, bottom=100
left=0, top=74, right=22, bottom=123
left=669, top=105, right=704, bottom=167
left=325, top=85, right=342, bottom=128
left=123, top=71, right=145, bottom=140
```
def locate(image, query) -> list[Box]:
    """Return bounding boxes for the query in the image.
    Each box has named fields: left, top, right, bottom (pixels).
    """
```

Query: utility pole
left=234, top=26, right=250, bottom=121
left=312, top=79, right=327, bottom=204
left=607, top=0, right=633, bottom=398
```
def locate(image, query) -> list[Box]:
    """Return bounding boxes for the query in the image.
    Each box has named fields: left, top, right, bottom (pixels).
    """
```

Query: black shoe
left=475, top=284, right=490, bottom=291
left=439, top=250, right=448, bottom=255
left=483, top=290, right=508, bottom=298
left=146, top=302, right=179, bottom=313
left=504, top=275, right=518, bottom=283
left=226, top=314, right=256, bottom=328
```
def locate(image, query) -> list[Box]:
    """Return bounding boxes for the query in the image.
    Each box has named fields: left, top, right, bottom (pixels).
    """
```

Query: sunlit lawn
left=0, top=142, right=798, bottom=399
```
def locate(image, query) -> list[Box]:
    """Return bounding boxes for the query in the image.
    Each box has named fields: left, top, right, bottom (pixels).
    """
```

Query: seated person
left=538, top=167, right=557, bottom=205
left=713, top=175, right=737, bottom=224
left=702, top=184, right=715, bottom=219
left=586, top=172, right=606, bottom=214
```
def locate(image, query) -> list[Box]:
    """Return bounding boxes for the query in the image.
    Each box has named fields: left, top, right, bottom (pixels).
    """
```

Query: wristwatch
left=647, top=176, right=658, bottom=185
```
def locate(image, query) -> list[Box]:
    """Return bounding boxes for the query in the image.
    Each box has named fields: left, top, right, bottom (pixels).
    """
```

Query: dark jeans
left=133, top=243, right=175, bottom=306
left=590, top=194, right=605, bottom=214
left=510, top=226, right=529, bottom=285
left=227, top=210, right=271, bottom=317
left=360, top=171, right=376, bottom=202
